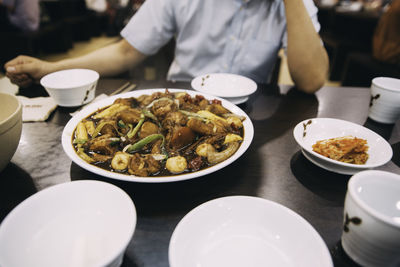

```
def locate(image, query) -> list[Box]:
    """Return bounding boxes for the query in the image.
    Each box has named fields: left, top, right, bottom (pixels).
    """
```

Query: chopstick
left=119, top=83, right=137, bottom=94
left=109, top=82, right=131, bottom=96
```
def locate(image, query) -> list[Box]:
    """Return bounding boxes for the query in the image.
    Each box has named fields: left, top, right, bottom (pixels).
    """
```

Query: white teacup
left=40, top=69, right=99, bottom=107
left=341, top=170, right=400, bottom=267
left=368, top=77, right=400, bottom=124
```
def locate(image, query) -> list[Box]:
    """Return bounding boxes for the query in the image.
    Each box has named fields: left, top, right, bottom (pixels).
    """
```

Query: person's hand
left=4, top=55, right=54, bottom=88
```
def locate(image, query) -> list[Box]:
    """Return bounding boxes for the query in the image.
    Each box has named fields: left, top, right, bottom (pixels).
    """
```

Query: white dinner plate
left=191, top=73, right=257, bottom=98
left=62, top=89, right=254, bottom=183
left=293, top=118, right=393, bottom=174
left=169, top=196, right=333, bottom=267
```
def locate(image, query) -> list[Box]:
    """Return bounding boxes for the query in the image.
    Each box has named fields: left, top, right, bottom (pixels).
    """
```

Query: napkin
left=17, top=96, right=57, bottom=122
left=0, top=76, right=19, bottom=95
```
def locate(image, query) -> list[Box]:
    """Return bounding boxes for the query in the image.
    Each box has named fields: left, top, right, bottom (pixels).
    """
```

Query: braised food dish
left=312, top=136, right=369, bottom=164
left=73, top=89, right=245, bottom=177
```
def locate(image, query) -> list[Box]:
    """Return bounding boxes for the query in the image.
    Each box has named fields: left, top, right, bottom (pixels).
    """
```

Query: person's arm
left=283, top=0, right=329, bottom=93
left=5, top=39, right=147, bottom=87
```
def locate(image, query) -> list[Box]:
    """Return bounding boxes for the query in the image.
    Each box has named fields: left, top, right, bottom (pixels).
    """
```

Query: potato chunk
left=166, top=156, right=187, bottom=174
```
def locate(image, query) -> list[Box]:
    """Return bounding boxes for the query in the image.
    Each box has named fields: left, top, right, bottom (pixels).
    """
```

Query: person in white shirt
left=4, top=0, right=329, bottom=93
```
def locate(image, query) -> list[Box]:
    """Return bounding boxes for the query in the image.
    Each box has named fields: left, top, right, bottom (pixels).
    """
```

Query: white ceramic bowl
left=293, top=118, right=393, bottom=174
left=169, top=196, right=333, bottom=267
left=61, top=88, right=254, bottom=183
left=342, top=170, right=400, bottom=266
left=369, top=77, right=400, bottom=124
left=40, top=69, right=99, bottom=107
left=0, top=92, right=22, bottom=172
left=0, top=180, right=136, bottom=267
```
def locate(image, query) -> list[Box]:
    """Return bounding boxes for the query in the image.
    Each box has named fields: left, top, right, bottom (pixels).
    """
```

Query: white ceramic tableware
left=169, top=196, right=333, bottom=267
left=369, top=77, right=400, bottom=124
left=191, top=73, right=257, bottom=104
left=0, top=92, right=22, bottom=172
left=62, top=89, right=254, bottom=183
left=40, top=69, right=99, bottom=107
left=341, top=170, right=400, bottom=267
left=0, top=180, right=136, bottom=267
left=293, top=118, right=393, bottom=174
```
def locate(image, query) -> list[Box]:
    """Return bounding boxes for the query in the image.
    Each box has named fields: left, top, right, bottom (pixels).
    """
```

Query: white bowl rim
left=0, top=92, right=22, bottom=134
left=293, top=117, right=393, bottom=169
left=0, top=180, right=137, bottom=267
left=168, top=195, right=333, bottom=267
left=372, top=77, right=400, bottom=92
left=61, top=88, right=254, bottom=183
left=40, top=69, right=99, bottom=89
left=191, top=73, right=257, bottom=98
left=348, top=170, right=400, bottom=229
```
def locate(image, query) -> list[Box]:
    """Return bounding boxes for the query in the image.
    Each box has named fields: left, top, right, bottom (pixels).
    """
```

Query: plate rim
left=293, top=117, right=393, bottom=169
left=191, top=73, right=257, bottom=98
left=301, top=149, right=362, bottom=175
left=168, top=195, right=333, bottom=267
left=62, top=88, right=254, bottom=183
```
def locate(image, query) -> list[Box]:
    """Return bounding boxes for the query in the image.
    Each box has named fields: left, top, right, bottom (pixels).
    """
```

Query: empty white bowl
left=342, top=170, right=400, bottom=266
left=169, top=196, right=333, bottom=267
left=40, top=69, right=99, bottom=107
left=0, top=180, right=136, bottom=267
left=0, top=92, right=22, bottom=172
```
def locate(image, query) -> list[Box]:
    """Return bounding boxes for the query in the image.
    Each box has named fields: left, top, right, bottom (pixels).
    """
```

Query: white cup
left=341, top=170, right=400, bottom=267
left=368, top=77, right=400, bottom=124
left=40, top=69, right=99, bottom=107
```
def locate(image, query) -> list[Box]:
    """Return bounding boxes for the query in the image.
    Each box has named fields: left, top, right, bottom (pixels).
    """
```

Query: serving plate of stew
left=62, top=88, right=254, bottom=183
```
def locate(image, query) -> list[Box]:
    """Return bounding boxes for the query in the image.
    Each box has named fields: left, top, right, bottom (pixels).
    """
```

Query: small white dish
left=302, top=149, right=360, bottom=175
left=169, top=196, right=333, bottom=267
left=293, top=118, right=393, bottom=174
left=191, top=73, right=257, bottom=99
left=0, top=180, right=136, bottom=267
left=40, top=69, right=99, bottom=107
left=62, top=89, right=254, bottom=183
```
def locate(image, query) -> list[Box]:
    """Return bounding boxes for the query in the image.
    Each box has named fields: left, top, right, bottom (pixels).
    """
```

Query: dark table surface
left=1, top=79, right=399, bottom=267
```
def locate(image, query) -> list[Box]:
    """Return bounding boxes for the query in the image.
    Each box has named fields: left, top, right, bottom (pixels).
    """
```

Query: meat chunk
left=128, top=153, right=161, bottom=176
left=169, top=126, right=196, bottom=149
left=117, top=108, right=142, bottom=124
left=140, top=121, right=159, bottom=138
left=88, top=134, right=118, bottom=155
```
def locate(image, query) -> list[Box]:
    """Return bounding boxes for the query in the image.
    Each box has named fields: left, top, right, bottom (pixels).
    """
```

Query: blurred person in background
left=372, top=0, right=400, bottom=65
left=4, top=0, right=329, bottom=94
left=0, top=0, right=40, bottom=32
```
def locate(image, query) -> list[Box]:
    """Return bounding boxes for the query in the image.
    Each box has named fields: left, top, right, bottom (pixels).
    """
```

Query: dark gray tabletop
left=1, top=79, right=399, bottom=267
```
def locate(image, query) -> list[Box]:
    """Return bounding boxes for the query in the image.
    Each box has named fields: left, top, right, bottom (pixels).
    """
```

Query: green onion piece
left=92, top=121, right=112, bottom=138
left=77, top=147, right=95, bottom=163
left=73, top=138, right=87, bottom=144
left=126, top=134, right=165, bottom=153
left=127, top=114, right=145, bottom=139
left=179, top=110, right=210, bottom=123
left=142, top=108, right=162, bottom=128
left=117, top=120, right=126, bottom=128
left=142, top=108, right=159, bottom=121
